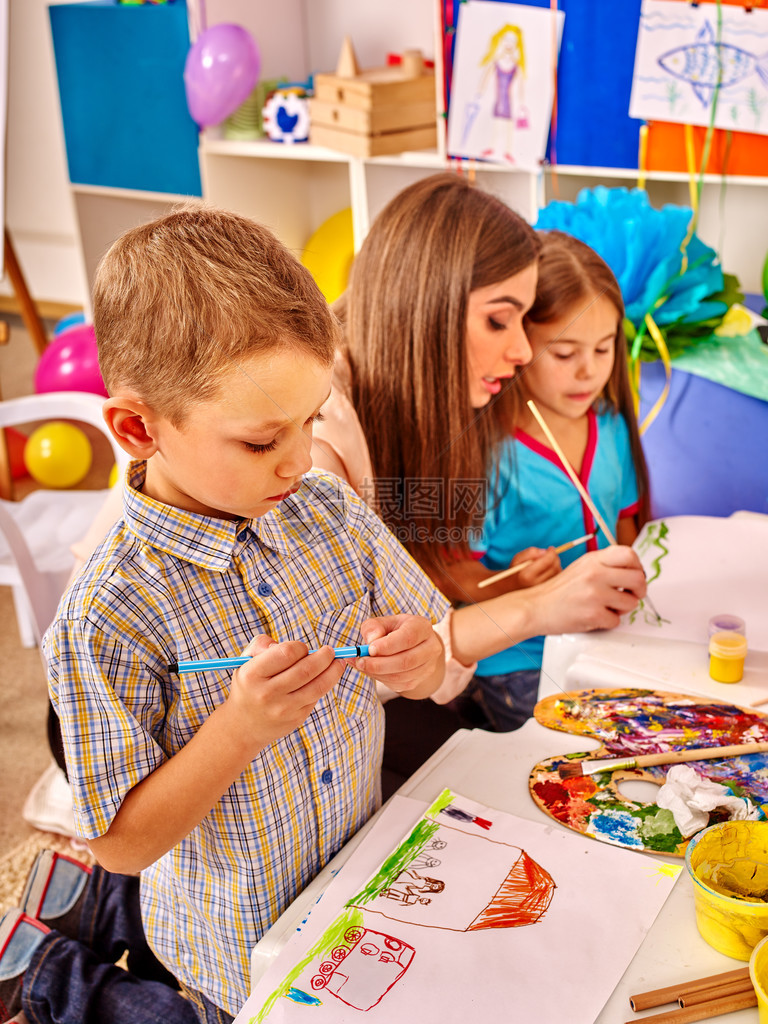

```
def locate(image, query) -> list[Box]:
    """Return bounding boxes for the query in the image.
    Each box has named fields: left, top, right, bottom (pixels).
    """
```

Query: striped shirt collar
left=123, top=460, right=292, bottom=569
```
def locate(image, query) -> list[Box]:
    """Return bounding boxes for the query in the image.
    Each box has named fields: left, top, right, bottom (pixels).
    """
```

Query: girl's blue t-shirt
left=473, top=407, right=640, bottom=677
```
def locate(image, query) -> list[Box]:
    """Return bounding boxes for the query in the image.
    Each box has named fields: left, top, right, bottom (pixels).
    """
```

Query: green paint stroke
left=254, top=907, right=365, bottom=1021
left=637, top=521, right=669, bottom=584
left=345, top=789, right=454, bottom=907
left=346, top=818, right=440, bottom=906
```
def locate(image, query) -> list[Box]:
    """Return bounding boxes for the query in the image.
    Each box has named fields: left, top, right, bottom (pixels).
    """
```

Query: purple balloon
left=184, top=23, right=260, bottom=128
left=34, top=324, right=108, bottom=397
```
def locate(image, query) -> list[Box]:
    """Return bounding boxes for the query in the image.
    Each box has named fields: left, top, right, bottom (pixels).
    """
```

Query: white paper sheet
left=446, top=1, right=563, bottom=169
left=615, top=514, right=768, bottom=651
left=235, top=790, right=680, bottom=1023
left=630, top=0, right=768, bottom=136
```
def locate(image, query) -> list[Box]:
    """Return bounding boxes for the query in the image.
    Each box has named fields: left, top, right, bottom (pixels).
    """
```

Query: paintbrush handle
left=636, top=741, right=768, bottom=768
left=477, top=532, right=596, bottom=590
left=526, top=400, right=618, bottom=546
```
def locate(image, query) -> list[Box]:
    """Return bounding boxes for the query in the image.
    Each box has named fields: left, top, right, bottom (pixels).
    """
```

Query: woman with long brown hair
left=311, top=174, right=647, bottom=774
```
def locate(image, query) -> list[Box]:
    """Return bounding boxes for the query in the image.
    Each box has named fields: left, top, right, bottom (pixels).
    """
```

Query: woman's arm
left=448, top=546, right=647, bottom=665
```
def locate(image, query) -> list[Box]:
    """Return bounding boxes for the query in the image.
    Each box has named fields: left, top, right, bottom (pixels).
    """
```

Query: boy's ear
left=102, top=395, right=160, bottom=460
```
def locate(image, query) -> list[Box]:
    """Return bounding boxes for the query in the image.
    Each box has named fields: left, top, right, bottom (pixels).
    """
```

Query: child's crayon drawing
left=530, top=688, right=768, bottom=857
left=237, top=791, right=680, bottom=1024
left=446, top=1, right=563, bottom=169
left=630, top=0, right=768, bottom=133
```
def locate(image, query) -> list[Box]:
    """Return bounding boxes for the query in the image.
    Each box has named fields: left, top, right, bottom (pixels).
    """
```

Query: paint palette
left=529, top=688, right=768, bottom=857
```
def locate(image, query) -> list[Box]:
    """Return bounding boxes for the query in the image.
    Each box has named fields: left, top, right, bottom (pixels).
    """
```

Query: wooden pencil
left=623, top=987, right=756, bottom=1023
left=629, top=966, right=750, bottom=1011
left=476, top=532, right=596, bottom=589
left=679, top=977, right=755, bottom=1007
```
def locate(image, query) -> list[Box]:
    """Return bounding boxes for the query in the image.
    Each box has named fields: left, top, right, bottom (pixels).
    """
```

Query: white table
left=245, top=519, right=768, bottom=1022
left=247, top=680, right=764, bottom=1021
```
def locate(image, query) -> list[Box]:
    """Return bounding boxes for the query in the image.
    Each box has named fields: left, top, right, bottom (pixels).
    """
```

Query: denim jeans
left=473, top=668, right=541, bottom=731
left=181, top=985, right=235, bottom=1024
left=20, top=866, right=198, bottom=1024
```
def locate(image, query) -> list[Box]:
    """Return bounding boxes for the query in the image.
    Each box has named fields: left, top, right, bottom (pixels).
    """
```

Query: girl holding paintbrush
left=471, top=230, right=651, bottom=730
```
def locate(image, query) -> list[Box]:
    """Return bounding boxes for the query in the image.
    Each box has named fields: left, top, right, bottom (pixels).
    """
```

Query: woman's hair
left=481, top=24, right=526, bottom=73
left=520, top=230, right=651, bottom=524
left=94, top=202, right=338, bottom=425
left=341, top=172, right=540, bottom=575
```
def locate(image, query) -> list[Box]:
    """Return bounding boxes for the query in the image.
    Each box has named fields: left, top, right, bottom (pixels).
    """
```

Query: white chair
left=0, top=390, right=129, bottom=648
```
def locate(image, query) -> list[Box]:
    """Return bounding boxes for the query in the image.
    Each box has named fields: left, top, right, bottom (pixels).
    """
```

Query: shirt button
left=237, top=530, right=249, bottom=543
left=257, top=581, right=272, bottom=597
left=321, top=769, right=333, bottom=785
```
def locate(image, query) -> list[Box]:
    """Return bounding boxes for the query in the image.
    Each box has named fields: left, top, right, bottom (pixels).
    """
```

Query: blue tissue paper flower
left=535, top=187, right=740, bottom=358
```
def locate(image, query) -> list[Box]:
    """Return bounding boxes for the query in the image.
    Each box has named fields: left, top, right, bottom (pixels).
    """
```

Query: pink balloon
left=34, top=324, right=108, bottom=397
left=184, top=23, right=260, bottom=128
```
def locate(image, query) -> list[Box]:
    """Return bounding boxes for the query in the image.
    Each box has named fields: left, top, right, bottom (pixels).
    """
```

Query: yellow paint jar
left=750, top=933, right=768, bottom=1023
left=686, top=821, right=768, bottom=960
left=709, top=630, right=748, bottom=683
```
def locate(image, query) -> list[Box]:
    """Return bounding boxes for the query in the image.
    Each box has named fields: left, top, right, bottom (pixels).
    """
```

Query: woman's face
left=465, top=262, right=537, bottom=408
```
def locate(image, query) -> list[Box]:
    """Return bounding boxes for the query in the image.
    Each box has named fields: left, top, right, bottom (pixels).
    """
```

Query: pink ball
left=34, top=324, right=108, bottom=397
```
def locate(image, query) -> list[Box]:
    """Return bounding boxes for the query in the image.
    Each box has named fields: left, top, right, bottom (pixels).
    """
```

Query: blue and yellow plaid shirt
left=44, top=462, right=449, bottom=1013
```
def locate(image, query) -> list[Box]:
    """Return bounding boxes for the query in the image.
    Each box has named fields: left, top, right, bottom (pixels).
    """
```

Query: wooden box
left=309, top=44, right=437, bottom=158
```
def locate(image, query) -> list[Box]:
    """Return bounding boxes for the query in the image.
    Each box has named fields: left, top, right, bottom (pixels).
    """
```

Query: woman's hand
left=528, top=546, right=647, bottom=636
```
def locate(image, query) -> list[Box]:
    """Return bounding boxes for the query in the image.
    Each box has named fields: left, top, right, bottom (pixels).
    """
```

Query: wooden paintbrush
left=558, top=741, right=768, bottom=779
left=526, top=399, right=663, bottom=622
left=477, top=532, right=596, bottom=589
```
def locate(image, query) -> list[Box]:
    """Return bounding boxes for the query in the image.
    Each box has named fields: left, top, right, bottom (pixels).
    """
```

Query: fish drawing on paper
left=657, top=19, right=768, bottom=107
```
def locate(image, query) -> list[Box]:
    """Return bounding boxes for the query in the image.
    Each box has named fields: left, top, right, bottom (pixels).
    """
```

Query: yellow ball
left=24, top=421, right=93, bottom=488
left=108, top=462, right=120, bottom=489
left=301, top=208, right=354, bottom=304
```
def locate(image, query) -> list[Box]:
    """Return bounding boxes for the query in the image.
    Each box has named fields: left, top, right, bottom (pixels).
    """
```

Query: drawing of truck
left=309, top=926, right=415, bottom=1010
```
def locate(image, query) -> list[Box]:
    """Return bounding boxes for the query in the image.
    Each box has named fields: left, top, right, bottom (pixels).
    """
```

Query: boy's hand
left=354, top=615, right=445, bottom=699
left=509, top=546, right=561, bottom=589
left=227, top=634, right=346, bottom=754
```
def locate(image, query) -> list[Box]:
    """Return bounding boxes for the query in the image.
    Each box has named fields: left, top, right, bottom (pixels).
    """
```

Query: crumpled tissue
left=656, top=763, right=763, bottom=838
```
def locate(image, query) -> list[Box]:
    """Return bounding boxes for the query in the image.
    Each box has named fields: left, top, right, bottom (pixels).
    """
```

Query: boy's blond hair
left=94, top=202, right=338, bottom=424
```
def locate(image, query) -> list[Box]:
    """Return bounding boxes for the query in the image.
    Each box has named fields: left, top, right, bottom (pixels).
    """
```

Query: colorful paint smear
left=530, top=689, right=768, bottom=857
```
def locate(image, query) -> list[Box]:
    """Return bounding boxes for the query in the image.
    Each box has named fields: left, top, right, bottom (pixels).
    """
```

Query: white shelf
left=547, top=164, right=768, bottom=188
left=65, top=0, right=768, bottom=297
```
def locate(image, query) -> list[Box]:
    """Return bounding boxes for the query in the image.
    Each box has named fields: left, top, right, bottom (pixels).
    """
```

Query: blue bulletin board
left=442, top=0, right=645, bottom=169
left=49, top=0, right=202, bottom=196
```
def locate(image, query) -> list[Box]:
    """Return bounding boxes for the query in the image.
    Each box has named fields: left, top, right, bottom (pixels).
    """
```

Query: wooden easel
left=0, top=229, right=49, bottom=499
left=4, top=230, right=48, bottom=356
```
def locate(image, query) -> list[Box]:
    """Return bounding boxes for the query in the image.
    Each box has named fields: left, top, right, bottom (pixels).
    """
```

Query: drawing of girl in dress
left=477, top=23, right=528, bottom=163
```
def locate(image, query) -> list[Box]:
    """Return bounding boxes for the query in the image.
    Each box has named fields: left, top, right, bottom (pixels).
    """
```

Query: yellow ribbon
left=638, top=313, right=672, bottom=435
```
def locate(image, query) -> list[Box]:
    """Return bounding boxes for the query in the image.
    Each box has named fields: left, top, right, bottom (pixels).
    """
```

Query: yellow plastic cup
left=709, top=630, right=748, bottom=683
left=686, top=821, right=768, bottom=959
left=750, top=933, right=768, bottom=1022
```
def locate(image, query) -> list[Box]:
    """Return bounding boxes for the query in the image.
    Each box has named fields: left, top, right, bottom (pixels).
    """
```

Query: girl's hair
left=94, top=202, right=338, bottom=425
left=341, top=172, right=540, bottom=575
left=481, top=24, right=526, bottom=73
left=520, top=230, right=651, bottom=524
